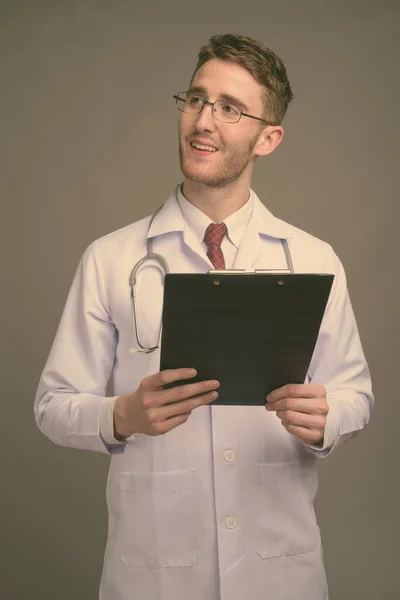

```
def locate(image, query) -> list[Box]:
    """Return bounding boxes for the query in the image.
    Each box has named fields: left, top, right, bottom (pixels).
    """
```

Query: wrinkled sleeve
left=34, top=240, right=125, bottom=454
left=305, top=253, right=373, bottom=457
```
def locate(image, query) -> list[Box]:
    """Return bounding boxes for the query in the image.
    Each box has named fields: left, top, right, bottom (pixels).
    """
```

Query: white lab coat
left=35, top=187, right=373, bottom=600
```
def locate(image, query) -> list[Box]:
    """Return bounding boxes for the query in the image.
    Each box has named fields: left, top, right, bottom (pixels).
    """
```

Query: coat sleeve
left=34, top=240, right=121, bottom=454
left=305, top=251, right=374, bottom=457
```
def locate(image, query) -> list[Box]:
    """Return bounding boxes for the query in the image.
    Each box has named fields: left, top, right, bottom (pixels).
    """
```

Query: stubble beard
left=179, top=137, right=258, bottom=190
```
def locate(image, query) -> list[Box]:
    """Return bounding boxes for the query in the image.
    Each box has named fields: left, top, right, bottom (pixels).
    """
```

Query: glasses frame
left=173, top=92, right=274, bottom=125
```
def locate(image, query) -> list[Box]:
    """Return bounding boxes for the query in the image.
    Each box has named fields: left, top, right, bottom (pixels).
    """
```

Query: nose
left=195, top=102, right=216, bottom=132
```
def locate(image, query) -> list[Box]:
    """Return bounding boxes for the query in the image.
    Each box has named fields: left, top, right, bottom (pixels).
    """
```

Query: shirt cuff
left=99, top=396, right=135, bottom=450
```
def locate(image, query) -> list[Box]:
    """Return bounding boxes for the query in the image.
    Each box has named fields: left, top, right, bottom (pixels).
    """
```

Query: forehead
left=191, top=58, right=264, bottom=109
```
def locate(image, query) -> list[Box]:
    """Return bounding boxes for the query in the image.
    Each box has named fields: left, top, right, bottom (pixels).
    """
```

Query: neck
left=182, top=177, right=251, bottom=222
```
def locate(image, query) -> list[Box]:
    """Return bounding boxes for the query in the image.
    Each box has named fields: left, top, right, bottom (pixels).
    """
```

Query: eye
left=188, top=94, right=203, bottom=106
left=221, top=103, right=240, bottom=116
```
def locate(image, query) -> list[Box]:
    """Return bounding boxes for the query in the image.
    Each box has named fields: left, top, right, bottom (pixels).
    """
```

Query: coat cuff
left=305, top=403, right=340, bottom=457
left=99, top=396, right=135, bottom=453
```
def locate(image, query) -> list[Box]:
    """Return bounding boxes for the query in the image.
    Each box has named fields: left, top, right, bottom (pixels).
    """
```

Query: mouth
left=189, top=140, right=219, bottom=156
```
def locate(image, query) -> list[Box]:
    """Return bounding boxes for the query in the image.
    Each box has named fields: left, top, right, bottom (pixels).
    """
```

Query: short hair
left=190, top=33, right=294, bottom=125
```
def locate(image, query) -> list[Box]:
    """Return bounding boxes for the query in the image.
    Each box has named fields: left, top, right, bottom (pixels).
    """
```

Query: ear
left=253, top=125, right=284, bottom=157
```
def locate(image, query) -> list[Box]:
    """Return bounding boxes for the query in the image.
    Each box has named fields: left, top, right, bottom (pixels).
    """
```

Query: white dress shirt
left=176, top=185, right=253, bottom=270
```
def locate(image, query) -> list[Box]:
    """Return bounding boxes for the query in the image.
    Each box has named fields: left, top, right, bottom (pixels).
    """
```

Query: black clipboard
left=159, top=273, right=334, bottom=405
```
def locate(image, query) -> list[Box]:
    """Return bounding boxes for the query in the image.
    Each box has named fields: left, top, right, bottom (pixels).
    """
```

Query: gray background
left=1, top=1, right=399, bottom=598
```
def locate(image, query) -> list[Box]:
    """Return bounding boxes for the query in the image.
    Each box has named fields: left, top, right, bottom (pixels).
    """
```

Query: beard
left=179, top=135, right=259, bottom=189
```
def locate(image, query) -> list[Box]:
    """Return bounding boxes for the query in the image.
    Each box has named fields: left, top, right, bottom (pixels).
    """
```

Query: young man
left=35, top=34, right=373, bottom=600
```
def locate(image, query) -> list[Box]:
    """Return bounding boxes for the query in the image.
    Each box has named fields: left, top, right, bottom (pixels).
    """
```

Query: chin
left=182, top=169, right=223, bottom=187
left=181, top=160, right=213, bottom=185
left=185, top=174, right=234, bottom=189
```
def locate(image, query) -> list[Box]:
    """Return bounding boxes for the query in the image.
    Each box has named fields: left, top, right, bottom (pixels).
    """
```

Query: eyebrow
left=187, top=86, right=249, bottom=113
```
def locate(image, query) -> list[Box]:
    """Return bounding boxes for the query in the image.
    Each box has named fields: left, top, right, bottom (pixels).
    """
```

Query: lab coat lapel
left=232, top=213, right=263, bottom=269
left=233, top=194, right=297, bottom=270
left=147, top=186, right=211, bottom=272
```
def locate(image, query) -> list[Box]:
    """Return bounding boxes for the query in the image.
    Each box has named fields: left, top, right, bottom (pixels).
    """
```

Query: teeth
left=192, top=142, right=217, bottom=152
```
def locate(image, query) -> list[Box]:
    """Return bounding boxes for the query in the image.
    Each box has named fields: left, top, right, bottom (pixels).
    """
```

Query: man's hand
left=266, top=384, right=328, bottom=446
left=114, top=368, right=219, bottom=438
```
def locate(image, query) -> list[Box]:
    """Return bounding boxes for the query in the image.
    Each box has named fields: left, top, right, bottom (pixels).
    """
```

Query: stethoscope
left=129, top=190, right=295, bottom=354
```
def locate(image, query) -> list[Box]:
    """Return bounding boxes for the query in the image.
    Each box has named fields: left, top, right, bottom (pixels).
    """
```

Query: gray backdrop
left=1, top=1, right=399, bottom=598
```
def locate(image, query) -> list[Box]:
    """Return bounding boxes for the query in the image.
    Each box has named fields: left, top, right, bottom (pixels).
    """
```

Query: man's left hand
left=266, top=384, right=328, bottom=446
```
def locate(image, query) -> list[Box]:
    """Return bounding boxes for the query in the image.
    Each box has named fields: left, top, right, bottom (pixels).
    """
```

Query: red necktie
left=204, top=222, right=227, bottom=269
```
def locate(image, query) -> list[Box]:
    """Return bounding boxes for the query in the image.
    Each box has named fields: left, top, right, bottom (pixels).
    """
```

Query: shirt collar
left=147, top=184, right=298, bottom=241
left=176, top=184, right=253, bottom=249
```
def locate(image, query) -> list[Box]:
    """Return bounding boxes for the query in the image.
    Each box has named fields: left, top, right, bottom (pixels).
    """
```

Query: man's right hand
left=113, top=368, right=220, bottom=438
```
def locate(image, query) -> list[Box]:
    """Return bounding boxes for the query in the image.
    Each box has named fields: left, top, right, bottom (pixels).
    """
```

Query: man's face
left=178, top=59, right=268, bottom=189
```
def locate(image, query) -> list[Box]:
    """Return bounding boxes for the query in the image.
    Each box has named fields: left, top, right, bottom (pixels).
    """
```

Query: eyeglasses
left=173, top=92, right=273, bottom=125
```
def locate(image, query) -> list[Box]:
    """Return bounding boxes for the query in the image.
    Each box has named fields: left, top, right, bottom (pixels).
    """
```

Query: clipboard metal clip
left=208, top=269, right=292, bottom=274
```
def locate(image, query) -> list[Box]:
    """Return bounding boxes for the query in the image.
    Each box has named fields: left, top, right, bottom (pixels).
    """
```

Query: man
left=35, top=33, right=373, bottom=600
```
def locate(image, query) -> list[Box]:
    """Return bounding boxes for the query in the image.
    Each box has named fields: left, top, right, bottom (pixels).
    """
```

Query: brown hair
left=190, top=33, right=293, bottom=125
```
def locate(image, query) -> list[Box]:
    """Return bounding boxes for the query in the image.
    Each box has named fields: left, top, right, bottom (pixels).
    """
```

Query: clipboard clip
left=208, top=269, right=292, bottom=274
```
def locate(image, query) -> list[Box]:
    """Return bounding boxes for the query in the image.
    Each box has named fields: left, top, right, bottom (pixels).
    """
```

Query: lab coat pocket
left=255, top=460, right=321, bottom=559
left=118, top=470, right=199, bottom=568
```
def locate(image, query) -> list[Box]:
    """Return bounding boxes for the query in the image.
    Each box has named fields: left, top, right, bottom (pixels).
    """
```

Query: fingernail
left=210, top=392, right=219, bottom=400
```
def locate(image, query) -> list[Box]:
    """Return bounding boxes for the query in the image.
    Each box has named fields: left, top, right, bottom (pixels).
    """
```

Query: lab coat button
left=225, top=517, right=238, bottom=529
left=224, top=449, right=236, bottom=462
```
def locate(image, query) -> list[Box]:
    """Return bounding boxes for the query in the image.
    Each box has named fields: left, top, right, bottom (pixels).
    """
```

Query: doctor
left=35, top=33, right=373, bottom=600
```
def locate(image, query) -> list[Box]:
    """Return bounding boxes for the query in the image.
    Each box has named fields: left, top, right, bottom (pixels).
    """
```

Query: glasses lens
left=175, top=94, right=186, bottom=112
left=214, top=100, right=241, bottom=123
left=175, top=92, right=203, bottom=114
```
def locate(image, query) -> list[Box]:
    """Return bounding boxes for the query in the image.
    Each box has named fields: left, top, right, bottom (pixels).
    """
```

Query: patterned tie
left=204, top=222, right=228, bottom=269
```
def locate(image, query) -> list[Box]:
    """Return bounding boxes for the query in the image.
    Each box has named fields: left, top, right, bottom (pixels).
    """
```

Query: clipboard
left=159, top=273, right=334, bottom=405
